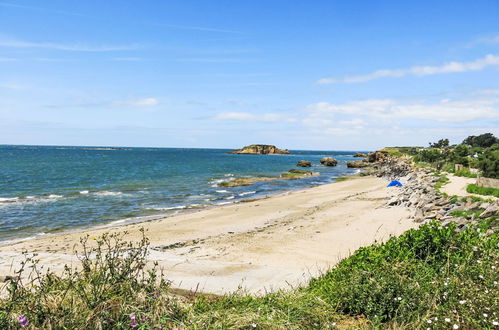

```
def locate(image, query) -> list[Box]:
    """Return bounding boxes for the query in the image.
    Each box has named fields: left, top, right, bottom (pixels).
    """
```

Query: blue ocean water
left=0, top=145, right=366, bottom=243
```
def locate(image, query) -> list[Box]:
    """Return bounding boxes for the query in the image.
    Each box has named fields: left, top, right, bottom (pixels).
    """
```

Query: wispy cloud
left=0, top=38, right=140, bottom=52
left=213, top=112, right=296, bottom=122
left=148, top=22, right=241, bottom=34
left=113, top=98, right=160, bottom=107
left=467, top=33, right=499, bottom=47
left=0, top=57, right=17, bottom=62
left=317, top=54, right=499, bottom=84
left=304, top=97, right=499, bottom=123
left=0, top=1, right=89, bottom=18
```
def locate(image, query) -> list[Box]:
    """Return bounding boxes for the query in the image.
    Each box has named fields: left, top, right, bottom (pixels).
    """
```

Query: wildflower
left=492, top=321, right=498, bottom=326
left=477, top=260, right=482, bottom=264
left=459, top=300, right=466, bottom=304
left=397, top=297, right=402, bottom=301
left=492, top=266, right=496, bottom=269
left=444, top=282, right=448, bottom=286
left=453, top=324, right=459, bottom=329
left=17, top=315, right=29, bottom=328
left=129, top=313, right=138, bottom=328
left=251, top=323, right=257, bottom=328
left=427, top=319, right=432, bottom=324
left=484, top=313, right=488, bottom=318
left=479, top=275, right=484, bottom=279
left=445, top=318, right=451, bottom=322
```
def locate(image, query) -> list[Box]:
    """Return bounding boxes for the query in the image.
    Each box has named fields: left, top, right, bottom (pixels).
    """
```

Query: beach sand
left=0, top=176, right=417, bottom=294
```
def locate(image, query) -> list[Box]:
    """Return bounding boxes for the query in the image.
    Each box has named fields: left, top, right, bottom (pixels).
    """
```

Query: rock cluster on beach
left=370, top=157, right=498, bottom=232
left=229, top=144, right=290, bottom=155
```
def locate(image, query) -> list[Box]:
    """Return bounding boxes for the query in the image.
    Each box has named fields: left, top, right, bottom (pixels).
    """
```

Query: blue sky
left=0, top=0, right=498, bottom=150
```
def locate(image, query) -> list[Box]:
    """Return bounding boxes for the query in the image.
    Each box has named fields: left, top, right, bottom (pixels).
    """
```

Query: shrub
left=308, top=221, right=499, bottom=328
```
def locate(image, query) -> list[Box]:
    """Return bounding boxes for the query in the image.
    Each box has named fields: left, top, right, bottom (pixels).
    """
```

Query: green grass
left=450, top=209, right=483, bottom=218
left=467, top=184, right=499, bottom=198
left=1, top=219, right=497, bottom=329
left=454, top=168, right=478, bottom=178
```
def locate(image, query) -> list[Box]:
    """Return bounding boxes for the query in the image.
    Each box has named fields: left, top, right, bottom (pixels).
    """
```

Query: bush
left=308, top=221, right=499, bottom=328
left=467, top=184, right=499, bottom=198
left=478, top=147, right=499, bottom=179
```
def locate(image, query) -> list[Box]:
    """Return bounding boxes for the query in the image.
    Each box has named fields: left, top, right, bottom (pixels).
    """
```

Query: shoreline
left=0, top=174, right=417, bottom=294
left=0, top=173, right=357, bottom=247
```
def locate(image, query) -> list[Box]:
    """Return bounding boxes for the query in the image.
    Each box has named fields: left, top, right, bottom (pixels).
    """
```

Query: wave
left=238, top=191, right=256, bottom=196
left=225, top=195, right=235, bottom=200
left=0, top=194, right=64, bottom=206
left=94, top=191, right=125, bottom=197
left=216, top=190, right=228, bottom=193
left=79, top=190, right=90, bottom=194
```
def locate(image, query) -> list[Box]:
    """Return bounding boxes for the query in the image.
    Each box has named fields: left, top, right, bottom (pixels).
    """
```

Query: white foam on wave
left=79, top=190, right=89, bottom=195
left=217, top=201, right=232, bottom=205
left=94, top=191, right=124, bottom=197
left=216, top=190, right=228, bottom=193
left=48, top=194, right=63, bottom=199
left=238, top=191, right=256, bottom=196
left=225, top=195, right=235, bottom=200
left=0, top=197, right=19, bottom=203
left=147, top=205, right=187, bottom=211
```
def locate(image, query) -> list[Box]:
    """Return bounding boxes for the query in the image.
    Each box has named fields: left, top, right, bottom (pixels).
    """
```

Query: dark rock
left=320, top=157, right=338, bottom=166
left=296, top=160, right=312, bottom=167
left=347, top=160, right=370, bottom=168
left=354, top=152, right=368, bottom=157
left=229, top=144, right=290, bottom=155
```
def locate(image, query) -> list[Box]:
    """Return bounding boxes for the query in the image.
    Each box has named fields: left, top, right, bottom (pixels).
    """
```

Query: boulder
left=353, top=152, right=368, bottom=157
left=320, top=157, right=338, bottom=166
left=479, top=204, right=498, bottom=218
left=296, top=160, right=312, bottom=167
left=347, top=160, right=370, bottom=168
left=229, top=144, right=290, bottom=155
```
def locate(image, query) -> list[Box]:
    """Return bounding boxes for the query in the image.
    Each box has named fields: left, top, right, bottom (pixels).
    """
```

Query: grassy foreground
left=1, top=219, right=498, bottom=329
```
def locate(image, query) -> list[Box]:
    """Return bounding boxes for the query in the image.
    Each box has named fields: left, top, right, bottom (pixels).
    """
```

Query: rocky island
left=229, top=144, right=290, bottom=155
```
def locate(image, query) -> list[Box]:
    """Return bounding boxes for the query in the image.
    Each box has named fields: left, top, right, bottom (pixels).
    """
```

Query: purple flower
left=17, top=314, right=29, bottom=328
left=129, top=313, right=138, bottom=328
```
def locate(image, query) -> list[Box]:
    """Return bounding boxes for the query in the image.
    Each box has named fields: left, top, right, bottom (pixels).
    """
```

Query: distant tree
left=429, top=138, right=449, bottom=148
left=450, top=144, right=470, bottom=167
left=462, top=133, right=498, bottom=148
left=414, top=148, right=443, bottom=163
left=478, top=146, right=499, bottom=179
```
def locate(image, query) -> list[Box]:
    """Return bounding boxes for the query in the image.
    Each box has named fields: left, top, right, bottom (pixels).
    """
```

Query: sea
left=0, top=145, right=367, bottom=243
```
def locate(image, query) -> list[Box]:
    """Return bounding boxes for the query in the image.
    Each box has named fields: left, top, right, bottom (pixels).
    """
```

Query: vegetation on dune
left=1, top=217, right=497, bottom=329
left=467, top=183, right=499, bottom=198
left=387, top=133, right=499, bottom=179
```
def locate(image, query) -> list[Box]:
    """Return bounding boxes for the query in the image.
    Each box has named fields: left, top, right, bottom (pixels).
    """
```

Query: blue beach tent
left=387, top=180, right=403, bottom=187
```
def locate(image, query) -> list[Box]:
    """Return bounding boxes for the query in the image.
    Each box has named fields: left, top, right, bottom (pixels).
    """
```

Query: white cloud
left=113, top=98, right=160, bottom=107
left=213, top=112, right=295, bottom=122
left=0, top=38, right=139, bottom=52
left=317, top=54, right=499, bottom=84
left=304, top=97, right=499, bottom=122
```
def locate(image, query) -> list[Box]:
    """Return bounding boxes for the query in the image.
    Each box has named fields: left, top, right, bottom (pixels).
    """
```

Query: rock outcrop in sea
left=297, top=160, right=312, bottom=167
left=320, top=157, right=338, bottom=166
left=229, top=144, right=290, bottom=155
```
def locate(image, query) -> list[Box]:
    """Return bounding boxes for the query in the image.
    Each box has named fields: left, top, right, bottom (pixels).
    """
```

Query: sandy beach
left=0, top=175, right=416, bottom=294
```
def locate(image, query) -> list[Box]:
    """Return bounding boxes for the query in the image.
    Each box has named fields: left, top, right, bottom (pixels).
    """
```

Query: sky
left=1, top=0, right=499, bottom=150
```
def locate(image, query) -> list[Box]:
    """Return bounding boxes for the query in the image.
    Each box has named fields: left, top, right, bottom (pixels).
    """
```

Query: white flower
left=477, top=260, right=482, bottom=264
left=251, top=323, right=257, bottom=328
left=444, top=282, right=448, bottom=286
left=484, top=313, right=489, bottom=318
left=427, top=320, right=432, bottom=324
left=492, top=320, right=498, bottom=326
left=445, top=318, right=451, bottom=322
left=453, top=324, right=459, bottom=329
left=492, top=265, right=496, bottom=269
left=479, top=275, right=484, bottom=279
left=459, top=300, right=466, bottom=304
